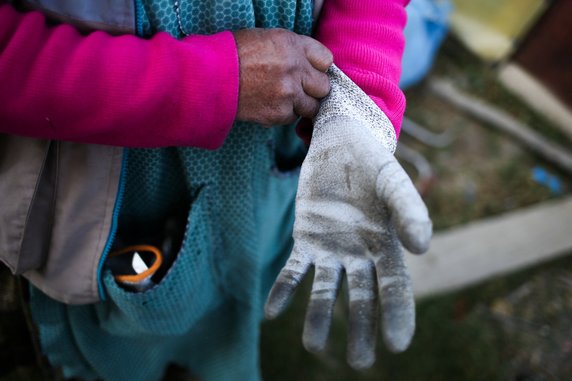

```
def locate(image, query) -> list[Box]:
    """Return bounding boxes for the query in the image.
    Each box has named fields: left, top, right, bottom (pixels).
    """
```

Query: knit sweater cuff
left=314, top=0, right=408, bottom=137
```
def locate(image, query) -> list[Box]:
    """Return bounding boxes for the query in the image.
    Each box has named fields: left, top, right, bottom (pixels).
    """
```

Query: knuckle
left=307, top=41, right=333, bottom=70
left=313, top=75, right=330, bottom=99
left=272, top=29, right=304, bottom=64
left=311, top=101, right=321, bottom=116
left=265, top=105, right=294, bottom=126
left=258, top=115, right=274, bottom=126
left=301, top=99, right=320, bottom=118
left=276, top=79, right=296, bottom=99
left=278, top=112, right=298, bottom=125
left=270, top=28, right=296, bottom=50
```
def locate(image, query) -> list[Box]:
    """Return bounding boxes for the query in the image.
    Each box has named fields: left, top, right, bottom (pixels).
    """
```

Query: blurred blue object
left=532, top=166, right=563, bottom=194
left=401, top=0, right=453, bottom=89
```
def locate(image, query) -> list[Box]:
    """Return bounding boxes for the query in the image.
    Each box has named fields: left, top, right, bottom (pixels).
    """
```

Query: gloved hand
left=265, top=65, right=432, bottom=370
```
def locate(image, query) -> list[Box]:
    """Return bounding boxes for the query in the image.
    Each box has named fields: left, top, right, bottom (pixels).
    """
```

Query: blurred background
left=261, top=0, right=572, bottom=379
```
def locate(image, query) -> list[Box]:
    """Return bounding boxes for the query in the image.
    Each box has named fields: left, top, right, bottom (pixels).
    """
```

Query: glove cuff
left=313, top=65, right=397, bottom=154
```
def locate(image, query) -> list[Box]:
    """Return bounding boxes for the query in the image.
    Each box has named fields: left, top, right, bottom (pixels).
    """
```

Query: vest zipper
left=134, top=0, right=146, bottom=36
left=96, top=148, right=129, bottom=300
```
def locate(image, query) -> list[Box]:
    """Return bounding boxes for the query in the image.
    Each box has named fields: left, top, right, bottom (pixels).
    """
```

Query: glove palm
left=265, top=66, right=432, bottom=369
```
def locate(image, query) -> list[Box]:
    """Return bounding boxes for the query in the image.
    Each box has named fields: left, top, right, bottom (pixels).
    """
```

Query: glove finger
left=345, top=258, right=377, bottom=370
left=302, top=261, right=342, bottom=353
left=375, top=240, right=415, bottom=353
left=265, top=249, right=312, bottom=320
left=375, top=155, right=432, bottom=254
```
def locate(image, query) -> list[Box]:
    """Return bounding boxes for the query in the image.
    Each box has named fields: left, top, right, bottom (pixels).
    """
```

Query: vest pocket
left=100, top=186, right=222, bottom=336
left=0, top=135, right=54, bottom=274
left=269, top=124, right=307, bottom=178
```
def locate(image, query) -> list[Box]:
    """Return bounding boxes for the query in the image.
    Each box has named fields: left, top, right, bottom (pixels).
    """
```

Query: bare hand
left=233, top=28, right=333, bottom=126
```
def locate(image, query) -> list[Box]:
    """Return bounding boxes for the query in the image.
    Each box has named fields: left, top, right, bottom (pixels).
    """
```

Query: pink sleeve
left=315, top=0, right=408, bottom=137
left=0, top=3, right=239, bottom=149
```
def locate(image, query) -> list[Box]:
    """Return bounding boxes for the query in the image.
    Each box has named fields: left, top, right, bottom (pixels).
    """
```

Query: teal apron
left=30, top=1, right=313, bottom=380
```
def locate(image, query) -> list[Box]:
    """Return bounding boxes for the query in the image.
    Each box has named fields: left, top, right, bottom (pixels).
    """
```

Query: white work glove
left=265, top=65, right=432, bottom=369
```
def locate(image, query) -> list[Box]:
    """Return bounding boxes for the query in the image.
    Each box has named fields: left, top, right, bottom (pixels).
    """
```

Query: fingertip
left=321, top=47, right=334, bottom=72
left=401, top=219, right=432, bottom=254
left=303, top=303, right=336, bottom=354
left=313, top=44, right=333, bottom=72
left=382, top=309, right=415, bottom=353
left=348, top=350, right=375, bottom=371
left=264, top=281, right=295, bottom=320
left=294, top=95, right=321, bottom=120
left=264, top=302, right=280, bottom=320
left=305, top=38, right=334, bottom=72
left=383, top=325, right=414, bottom=353
left=302, top=331, right=327, bottom=354
left=379, top=275, right=416, bottom=353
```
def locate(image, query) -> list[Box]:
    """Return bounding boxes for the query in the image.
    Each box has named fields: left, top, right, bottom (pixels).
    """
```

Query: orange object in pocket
left=109, top=245, right=163, bottom=285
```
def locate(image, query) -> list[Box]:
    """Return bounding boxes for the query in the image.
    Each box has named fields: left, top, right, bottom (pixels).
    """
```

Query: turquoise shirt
left=30, top=1, right=313, bottom=380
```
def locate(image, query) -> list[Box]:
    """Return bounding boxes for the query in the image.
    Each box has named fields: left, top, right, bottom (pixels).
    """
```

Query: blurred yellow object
left=450, top=0, right=547, bottom=61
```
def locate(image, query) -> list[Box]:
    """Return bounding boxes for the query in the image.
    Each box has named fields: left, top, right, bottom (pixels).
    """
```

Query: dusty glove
left=265, top=65, right=432, bottom=369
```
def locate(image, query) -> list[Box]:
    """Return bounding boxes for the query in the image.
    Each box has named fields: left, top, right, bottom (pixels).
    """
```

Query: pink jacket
left=0, top=0, right=407, bottom=148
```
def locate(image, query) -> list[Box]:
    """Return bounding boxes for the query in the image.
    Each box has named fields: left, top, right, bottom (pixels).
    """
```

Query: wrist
left=314, top=65, right=397, bottom=153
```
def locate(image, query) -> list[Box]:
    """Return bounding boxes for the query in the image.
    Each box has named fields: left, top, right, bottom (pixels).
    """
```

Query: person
left=0, top=0, right=420, bottom=380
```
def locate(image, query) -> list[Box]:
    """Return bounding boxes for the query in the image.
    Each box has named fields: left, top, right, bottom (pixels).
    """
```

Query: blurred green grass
left=260, top=253, right=572, bottom=381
